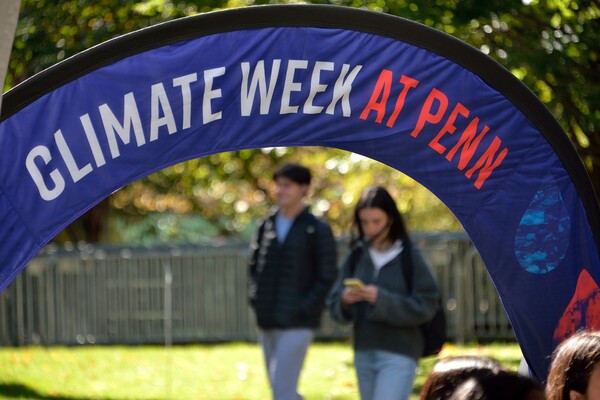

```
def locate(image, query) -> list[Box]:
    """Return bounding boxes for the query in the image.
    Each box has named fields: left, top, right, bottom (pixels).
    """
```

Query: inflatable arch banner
left=1, top=5, right=599, bottom=380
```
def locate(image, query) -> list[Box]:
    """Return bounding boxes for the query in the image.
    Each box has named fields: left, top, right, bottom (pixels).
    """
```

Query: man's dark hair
left=273, top=163, right=311, bottom=185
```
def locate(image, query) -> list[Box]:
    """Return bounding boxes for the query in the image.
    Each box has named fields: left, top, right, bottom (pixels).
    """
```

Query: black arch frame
left=2, top=4, right=599, bottom=253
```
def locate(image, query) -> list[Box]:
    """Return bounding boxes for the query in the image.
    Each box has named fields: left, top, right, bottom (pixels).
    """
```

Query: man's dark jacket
left=248, top=207, right=338, bottom=329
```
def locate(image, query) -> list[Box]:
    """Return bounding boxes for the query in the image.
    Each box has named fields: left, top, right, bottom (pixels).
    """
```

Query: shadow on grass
left=0, top=383, right=135, bottom=400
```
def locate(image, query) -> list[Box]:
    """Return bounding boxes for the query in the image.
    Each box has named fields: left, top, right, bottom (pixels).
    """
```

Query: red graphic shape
left=554, top=269, right=600, bottom=344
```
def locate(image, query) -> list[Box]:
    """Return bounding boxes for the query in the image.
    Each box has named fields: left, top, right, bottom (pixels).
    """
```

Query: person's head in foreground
left=420, top=356, right=503, bottom=400
left=546, top=331, right=600, bottom=400
left=449, top=369, right=545, bottom=400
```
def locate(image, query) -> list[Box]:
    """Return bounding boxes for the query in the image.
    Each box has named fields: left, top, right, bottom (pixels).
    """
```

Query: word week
left=25, top=59, right=363, bottom=201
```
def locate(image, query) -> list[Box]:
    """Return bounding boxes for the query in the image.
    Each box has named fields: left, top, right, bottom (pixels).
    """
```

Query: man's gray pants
left=258, top=328, right=315, bottom=400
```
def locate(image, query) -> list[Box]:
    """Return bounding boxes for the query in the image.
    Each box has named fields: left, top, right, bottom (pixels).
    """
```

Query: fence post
left=164, top=262, right=173, bottom=399
left=454, top=241, right=469, bottom=344
left=0, top=237, right=516, bottom=346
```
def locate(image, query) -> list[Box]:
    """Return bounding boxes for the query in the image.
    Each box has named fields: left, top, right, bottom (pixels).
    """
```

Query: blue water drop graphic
left=514, top=183, right=571, bottom=274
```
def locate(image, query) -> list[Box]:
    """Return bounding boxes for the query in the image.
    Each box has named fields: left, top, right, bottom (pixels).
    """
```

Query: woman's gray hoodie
left=327, top=241, right=440, bottom=361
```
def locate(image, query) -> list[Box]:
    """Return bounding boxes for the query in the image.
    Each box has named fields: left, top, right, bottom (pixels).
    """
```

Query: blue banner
left=1, top=6, right=598, bottom=380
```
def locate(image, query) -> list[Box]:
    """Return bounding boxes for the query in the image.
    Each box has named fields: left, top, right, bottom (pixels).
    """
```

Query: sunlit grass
left=0, top=341, right=522, bottom=399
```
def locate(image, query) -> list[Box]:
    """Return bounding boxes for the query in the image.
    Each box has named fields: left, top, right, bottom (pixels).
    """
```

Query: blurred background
left=4, top=0, right=598, bottom=248
left=0, top=1, right=597, bottom=398
left=1, top=0, right=598, bottom=350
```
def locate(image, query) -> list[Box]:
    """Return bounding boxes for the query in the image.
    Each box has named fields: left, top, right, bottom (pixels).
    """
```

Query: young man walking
left=248, top=163, right=338, bottom=400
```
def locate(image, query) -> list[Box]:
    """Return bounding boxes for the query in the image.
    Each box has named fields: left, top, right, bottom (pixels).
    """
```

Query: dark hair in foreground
left=546, top=331, right=600, bottom=400
left=449, top=370, right=545, bottom=400
left=420, top=356, right=503, bottom=400
left=351, top=186, right=410, bottom=247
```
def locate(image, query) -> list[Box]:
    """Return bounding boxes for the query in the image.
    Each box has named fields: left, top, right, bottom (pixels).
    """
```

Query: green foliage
left=5, top=0, right=598, bottom=243
left=0, top=342, right=523, bottom=399
left=108, top=147, right=462, bottom=242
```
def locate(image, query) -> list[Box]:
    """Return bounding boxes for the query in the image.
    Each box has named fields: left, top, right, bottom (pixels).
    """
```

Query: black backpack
left=348, top=241, right=446, bottom=357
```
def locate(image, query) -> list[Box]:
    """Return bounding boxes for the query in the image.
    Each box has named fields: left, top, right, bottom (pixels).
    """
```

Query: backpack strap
left=306, top=212, right=318, bottom=262
left=347, top=243, right=364, bottom=277
left=401, top=241, right=414, bottom=293
left=256, top=214, right=273, bottom=249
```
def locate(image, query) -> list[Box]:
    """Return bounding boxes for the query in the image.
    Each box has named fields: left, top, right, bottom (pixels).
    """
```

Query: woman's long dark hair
left=351, top=186, right=410, bottom=247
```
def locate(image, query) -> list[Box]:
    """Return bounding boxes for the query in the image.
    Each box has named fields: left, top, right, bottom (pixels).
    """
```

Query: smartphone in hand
left=343, top=278, right=365, bottom=289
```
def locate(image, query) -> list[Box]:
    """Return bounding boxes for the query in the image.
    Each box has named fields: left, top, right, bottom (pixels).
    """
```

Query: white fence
left=0, top=233, right=514, bottom=346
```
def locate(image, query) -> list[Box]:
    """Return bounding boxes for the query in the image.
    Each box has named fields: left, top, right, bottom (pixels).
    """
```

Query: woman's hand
left=357, top=285, right=378, bottom=305
left=342, top=287, right=363, bottom=307
left=341, top=285, right=379, bottom=307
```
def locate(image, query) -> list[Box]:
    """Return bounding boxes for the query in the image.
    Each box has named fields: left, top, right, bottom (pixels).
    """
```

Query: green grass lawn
left=0, top=341, right=522, bottom=400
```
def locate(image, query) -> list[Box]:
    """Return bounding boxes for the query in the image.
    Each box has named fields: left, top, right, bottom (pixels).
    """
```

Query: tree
left=4, top=0, right=597, bottom=243
left=106, top=147, right=462, bottom=241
